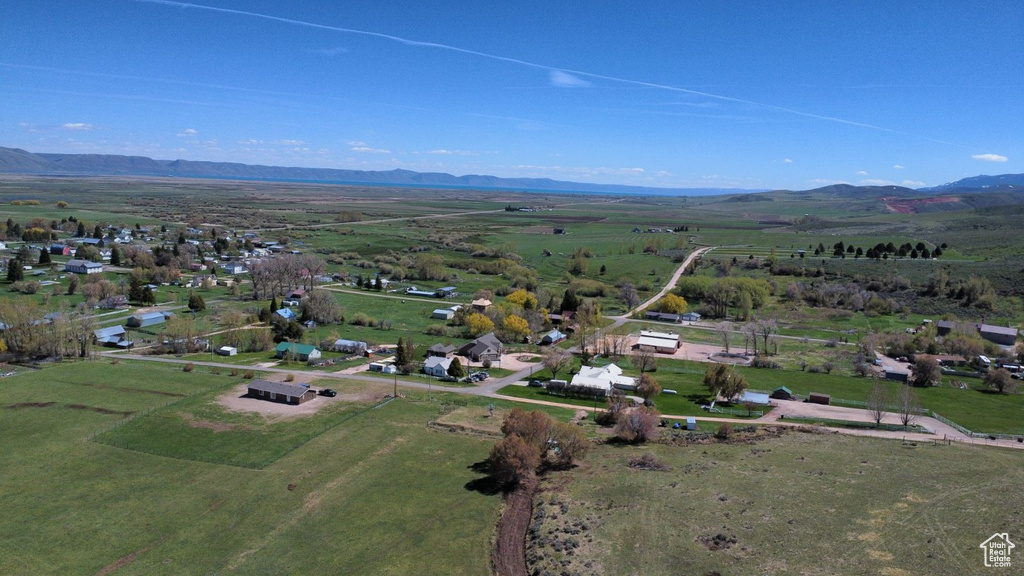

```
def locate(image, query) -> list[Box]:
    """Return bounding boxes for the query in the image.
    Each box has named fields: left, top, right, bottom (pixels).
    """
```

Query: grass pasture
left=531, top=431, right=1024, bottom=576
left=0, top=361, right=516, bottom=575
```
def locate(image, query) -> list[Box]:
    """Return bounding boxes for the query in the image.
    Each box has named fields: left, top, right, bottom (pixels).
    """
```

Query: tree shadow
left=464, top=460, right=507, bottom=495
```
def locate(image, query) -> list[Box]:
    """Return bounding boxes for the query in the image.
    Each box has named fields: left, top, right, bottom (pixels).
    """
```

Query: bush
left=628, top=452, right=670, bottom=471
left=715, top=422, right=732, bottom=440
left=614, top=407, right=660, bottom=443
left=284, top=374, right=295, bottom=382
left=230, top=368, right=239, bottom=377
left=183, top=363, right=194, bottom=372
left=243, top=370, right=255, bottom=379
left=350, top=312, right=376, bottom=327
left=750, top=356, right=782, bottom=369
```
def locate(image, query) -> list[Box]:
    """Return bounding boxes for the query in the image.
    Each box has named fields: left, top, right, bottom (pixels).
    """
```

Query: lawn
left=0, top=360, right=545, bottom=575
left=528, top=431, right=1024, bottom=576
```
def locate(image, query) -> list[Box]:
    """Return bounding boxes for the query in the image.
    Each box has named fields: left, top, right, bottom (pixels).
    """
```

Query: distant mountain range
left=1, top=146, right=1020, bottom=198
left=0, top=146, right=756, bottom=197
left=919, top=173, right=1024, bottom=193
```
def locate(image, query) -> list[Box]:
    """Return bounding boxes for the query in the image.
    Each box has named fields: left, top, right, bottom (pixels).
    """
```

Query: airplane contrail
left=136, top=0, right=905, bottom=135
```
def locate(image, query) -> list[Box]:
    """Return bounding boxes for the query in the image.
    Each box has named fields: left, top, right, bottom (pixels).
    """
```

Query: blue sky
left=1, top=0, right=1021, bottom=190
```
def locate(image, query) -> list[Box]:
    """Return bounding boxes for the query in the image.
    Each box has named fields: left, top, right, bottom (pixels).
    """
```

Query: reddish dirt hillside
left=883, top=196, right=962, bottom=213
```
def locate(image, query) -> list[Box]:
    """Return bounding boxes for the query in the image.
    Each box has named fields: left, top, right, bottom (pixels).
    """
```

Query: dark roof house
left=247, top=379, right=316, bottom=405
left=459, top=332, right=504, bottom=362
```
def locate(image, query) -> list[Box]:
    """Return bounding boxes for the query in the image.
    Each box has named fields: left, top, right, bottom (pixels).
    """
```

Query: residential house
left=459, top=332, right=504, bottom=363
left=333, top=339, right=368, bottom=354
left=681, top=312, right=702, bottom=322
left=247, top=379, right=316, bottom=405
left=635, top=330, right=681, bottom=354
left=540, top=329, right=567, bottom=345
left=471, top=298, right=492, bottom=312
left=274, top=342, right=322, bottom=362
left=569, top=363, right=637, bottom=396
left=127, top=311, right=174, bottom=328
left=274, top=308, right=298, bottom=322
left=223, top=262, right=247, bottom=275
left=368, top=361, right=398, bottom=374
left=423, top=356, right=454, bottom=377
left=64, top=259, right=103, bottom=275
left=426, top=343, right=456, bottom=358
left=96, top=295, right=129, bottom=309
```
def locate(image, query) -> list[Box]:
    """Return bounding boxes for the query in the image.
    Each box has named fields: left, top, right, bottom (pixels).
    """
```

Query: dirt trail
left=492, top=477, right=537, bottom=576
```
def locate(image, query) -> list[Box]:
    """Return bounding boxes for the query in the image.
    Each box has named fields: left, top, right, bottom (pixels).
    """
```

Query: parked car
left=527, top=379, right=543, bottom=387
left=439, top=375, right=457, bottom=382
left=319, top=388, right=337, bottom=397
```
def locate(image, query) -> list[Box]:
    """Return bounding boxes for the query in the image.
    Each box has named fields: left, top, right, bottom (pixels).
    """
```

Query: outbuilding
left=127, top=311, right=174, bottom=328
left=770, top=386, right=793, bottom=400
left=216, top=346, right=238, bottom=356
left=808, top=392, right=831, bottom=405
left=431, top=308, right=456, bottom=320
left=686, top=417, right=697, bottom=431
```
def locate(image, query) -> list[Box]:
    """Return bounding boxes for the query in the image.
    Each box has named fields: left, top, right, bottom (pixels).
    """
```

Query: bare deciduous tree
left=897, top=385, right=921, bottom=428
left=630, top=349, right=658, bottom=373
left=542, top=347, right=573, bottom=381
left=866, top=378, right=891, bottom=426
left=716, top=321, right=733, bottom=354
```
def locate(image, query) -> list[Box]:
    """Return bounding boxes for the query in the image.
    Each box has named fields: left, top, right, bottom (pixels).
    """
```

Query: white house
left=423, top=356, right=454, bottom=377
left=65, top=259, right=104, bottom=275
left=570, top=363, right=637, bottom=395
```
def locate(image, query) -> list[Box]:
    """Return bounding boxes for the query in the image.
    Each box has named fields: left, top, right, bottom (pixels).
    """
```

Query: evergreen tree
left=448, top=357, right=466, bottom=378
left=38, top=248, right=51, bottom=265
left=188, top=292, right=206, bottom=312
left=270, top=296, right=280, bottom=312
left=374, top=276, right=383, bottom=291
left=559, top=289, right=580, bottom=312
left=396, top=337, right=407, bottom=367
left=128, top=275, right=143, bottom=303
left=110, top=246, right=122, bottom=266
left=93, top=225, right=102, bottom=239
left=356, top=275, right=364, bottom=288
left=140, top=286, right=156, bottom=305
left=6, top=258, right=23, bottom=282
left=76, top=221, right=86, bottom=237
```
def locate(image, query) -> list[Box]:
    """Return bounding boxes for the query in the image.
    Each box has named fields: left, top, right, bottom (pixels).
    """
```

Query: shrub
left=715, top=422, right=732, bottom=439
left=628, top=452, right=670, bottom=471
left=183, top=363, right=194, bottom=372
left=284, top=374, right=295, bottom=382
left=350, top=312, right=376, bottom=326
left=243, top=370, right=255, bottom=379
left=614, top=407, right=660, bottom=443
left=230, top=368, right=239, bottom=377
left=750, top=356, right=782, bottom=369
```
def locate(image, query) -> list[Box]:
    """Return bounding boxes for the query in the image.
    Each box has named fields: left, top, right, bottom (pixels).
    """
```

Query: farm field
left=528, top=431, right=1024, bottom=576
left=0, top=361, right=545, bottom=575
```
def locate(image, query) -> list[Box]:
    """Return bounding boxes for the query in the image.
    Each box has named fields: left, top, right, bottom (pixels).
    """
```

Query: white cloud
left=237, top=139, right=263, bottom=145
left=427, top=149, right=479, bottom=156
left=972, top=153, right=1008, bottom=162
left=16, top=122, right=39, bottom=133
left=856, top=170, right=868, bottom=176
left=623, top=167, right=644, bottom=173
left=61, top=123, right=94, bottom=131
left=902, top=180, right=926, bottom=187
left=893, top=164, right=905, bottom=169
left=549, top=70, right=592, bottom=88
left=351, top=146, right=390, bottom=154
left=274, top=139, right=306, bottom=146
left=782, top=158, right=793, bottom=164
left=177, top=128, right=198, bottom=137
left=860, top=179, right=896, bottom=186
left=656, top=170, right=672, bottom=177
left=809, top=178, right=848, bottom=185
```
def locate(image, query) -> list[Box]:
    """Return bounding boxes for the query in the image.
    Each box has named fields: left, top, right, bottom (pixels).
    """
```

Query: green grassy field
left=528, top=431, right=1024, bottom=576
left=0, top=360, right=553, bottom=575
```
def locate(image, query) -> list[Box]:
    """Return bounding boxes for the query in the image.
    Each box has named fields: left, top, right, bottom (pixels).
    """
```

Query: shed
left=471, top=298, right=492, bottom=312
left=686, top=417, right=697, bottom=431
left=770, top=386, right=793, bottom=400
left=681, top=312, right=702, bottom=322
left=884, top=368, right=909, bottom=383
left=644, top=311, right=683, bottom=323
left=217, top=346, right=238, bottom=356
left=431, top=308, right=456, bottom=320
left=807, top=392, right=831, bottom=405
left=247, top=379, right=316, bottom=405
